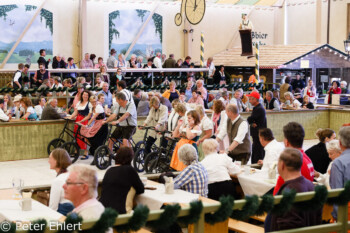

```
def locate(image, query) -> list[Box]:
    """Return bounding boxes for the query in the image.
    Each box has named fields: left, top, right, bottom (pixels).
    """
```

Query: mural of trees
left=23, top=5, right=53, bottom=35
left=0, top=4, right=18, bottom=20
left=136, top=9, right=148, bottom=22
left=109, top=10, right=120, bottom=49
left=152, top=13, right=162, bottom=43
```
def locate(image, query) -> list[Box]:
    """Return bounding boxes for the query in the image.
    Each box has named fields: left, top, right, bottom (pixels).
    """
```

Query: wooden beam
left=80, top=0, right=88, bottom=63
left=347, top=3, right=350, bottom=39
left=124, top=4, right=159, bottom=58
left=226, top=8, right=254, bottom=50
left=0, top=0, right=48, bottom=69
left=315, top=0, right=322, bottom=44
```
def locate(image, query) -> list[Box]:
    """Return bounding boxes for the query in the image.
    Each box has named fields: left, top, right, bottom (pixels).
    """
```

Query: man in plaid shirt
left=174, top=144, right=208, bottom=197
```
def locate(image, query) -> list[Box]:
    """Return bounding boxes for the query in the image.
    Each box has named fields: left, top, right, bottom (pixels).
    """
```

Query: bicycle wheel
left=61, top=142, right=80, bottom=163
left=133, top=141, right=144, bottom=153
left=133, top=146, right=146, bottom=172
left=144, top=152, right=159, bottom=174
left=47, top=138, right=65, bottom=155
left=94, top=145, right=111, bottom=170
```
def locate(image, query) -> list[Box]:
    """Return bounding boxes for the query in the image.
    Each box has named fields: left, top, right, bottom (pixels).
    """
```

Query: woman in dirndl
left=68, top=90, right=92, bottom=159
left=170, top=110, right=202, bottom=171
left=195, top=105, right=213, bottom=161
left=80, top=96, right=108, bottom=155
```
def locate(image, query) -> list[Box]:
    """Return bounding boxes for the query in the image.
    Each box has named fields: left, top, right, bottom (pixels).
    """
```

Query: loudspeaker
left=239, top=29, right=253, bottom=56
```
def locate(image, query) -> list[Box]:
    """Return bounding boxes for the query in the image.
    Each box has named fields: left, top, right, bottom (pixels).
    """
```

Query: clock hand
left=194, top=0, right=197, bottom=11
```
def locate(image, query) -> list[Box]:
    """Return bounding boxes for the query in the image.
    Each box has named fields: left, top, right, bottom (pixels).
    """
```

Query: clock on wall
left=174, top=0, right=206, bottom=26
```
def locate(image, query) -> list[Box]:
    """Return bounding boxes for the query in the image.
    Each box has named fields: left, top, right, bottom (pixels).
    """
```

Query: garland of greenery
left=114, top=205, right=149, bottom=233
left=84, top=208, right=118, bottom=233
left=271, top=189, right=296, bottom=215
left=28, top=219, right=46, bottom=233
left=205, top=195, right=234, bottom=225
left=57, top=213, right=82, bottom=233
left=178, top=201, right=203, bottom=225
left=256, top=194, right=274, bottom=216
left=294, top=185, right=328, bottom=211
left=231, top=195, right=260, bottom=220
left=147, top=204, right=181, bottom=230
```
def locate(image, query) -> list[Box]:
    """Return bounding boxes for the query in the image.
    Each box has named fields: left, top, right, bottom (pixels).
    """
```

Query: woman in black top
left=305, top=128, right=335, bottom=174
left=302, top=95, right=314, bottom=109
left=100, top=147, right=144, bottom=214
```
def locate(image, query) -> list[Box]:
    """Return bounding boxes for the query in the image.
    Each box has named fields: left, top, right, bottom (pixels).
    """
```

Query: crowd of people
left=2, top=48, right=350, bottom=232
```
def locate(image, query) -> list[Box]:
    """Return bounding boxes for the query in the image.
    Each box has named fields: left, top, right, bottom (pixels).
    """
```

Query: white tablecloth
left=237, top=170, right=276, bottom=196
left=135, top=184, right=200, bottom=210
left=0, top=200, right=63, bottom=222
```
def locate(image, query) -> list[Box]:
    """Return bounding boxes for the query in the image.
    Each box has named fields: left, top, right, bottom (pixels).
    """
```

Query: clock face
left=184, top=0, right=206, bottom=25
left=175, top=13, right=182, bottom=26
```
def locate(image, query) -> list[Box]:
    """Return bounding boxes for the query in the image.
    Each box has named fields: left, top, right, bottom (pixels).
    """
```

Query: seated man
left=63, top=164, right=105, bottom=220
left=0, top=99, right=10, bottom=122
left=41, top=99, right=65, bottom=120
left=104, top=92, right=137, bottom=149
left=270, top=148, right=322, bottom=231
left=264, top=91, right=280, bottom=111
left=258, top=128, right=284, bottom=170
left=174, top=144, right=208, bottom=197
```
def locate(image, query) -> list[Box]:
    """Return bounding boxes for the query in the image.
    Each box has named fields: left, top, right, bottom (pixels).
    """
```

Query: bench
left=228, top=218, right=264, bottom=233
left=250, top=213, right=267, bottom=222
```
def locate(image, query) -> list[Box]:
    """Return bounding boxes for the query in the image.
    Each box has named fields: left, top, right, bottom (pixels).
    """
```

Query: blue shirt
left=97, top=90, right=113, bottom=108
left=174, top=162, right=208, bottom=197
left=66, top=63, right=77, bottom=78
left=330, top=148, right=350, bottom=219
left=185, top=89, right=192, bottom=102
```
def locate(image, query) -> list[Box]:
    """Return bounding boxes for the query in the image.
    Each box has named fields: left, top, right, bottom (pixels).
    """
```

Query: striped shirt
left=174, top=162, right=208, bottom=197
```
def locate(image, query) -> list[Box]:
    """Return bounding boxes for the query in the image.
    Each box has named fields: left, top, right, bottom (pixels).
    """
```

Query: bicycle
left=143, top=130, right=179, bottom=174
left=94, top=124, right=138, bottom=170
left=47, top=119, right=74, bottom=156
left=133, top=126, right=158, bottom=172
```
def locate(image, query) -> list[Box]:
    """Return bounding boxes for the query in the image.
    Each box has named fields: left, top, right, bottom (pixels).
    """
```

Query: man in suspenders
left=12, top=63, right=24, bottom=89
left=117, top=80, right=134, bottom=104
left=104, top=92, right=137, bottom=150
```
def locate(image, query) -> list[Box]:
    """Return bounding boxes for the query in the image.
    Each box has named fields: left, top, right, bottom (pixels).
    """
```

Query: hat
left=247, top=92, right=260, bottom=100
left=13, top=94, right=22, bottom=102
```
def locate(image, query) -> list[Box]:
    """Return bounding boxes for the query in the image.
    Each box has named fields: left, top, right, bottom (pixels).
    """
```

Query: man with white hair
left=229, top=89, right=246, bottom=112
left=98, top=82, right=113, bottom=108
left=174, top=144, right=208, bottom=197
left=341, top=81, right=349, bottom=94
left=153, top=52, right=162, bottom=69
left=41, top=98, right=64, bottom=120
left=80, top=53, right=93, bottom=69
left=330, top=126, right=350, bottom=220
left=196, top=79, right=208, bottom=103
left=52, top=54, right=66, bottom=69
left=201, top=139, right=240, bottom=200
left=63, top=164, right=104, bottom=220
left=264, top=91, right=280, bottom=111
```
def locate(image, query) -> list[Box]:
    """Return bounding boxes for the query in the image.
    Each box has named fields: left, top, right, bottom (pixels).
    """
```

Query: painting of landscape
left=0, top=4, right=53, bottom=65
left=109, top=9, right=162, bottom=62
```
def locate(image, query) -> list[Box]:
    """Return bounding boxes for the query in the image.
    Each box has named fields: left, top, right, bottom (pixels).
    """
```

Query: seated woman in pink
left=188, top=89, right=204, bottom=106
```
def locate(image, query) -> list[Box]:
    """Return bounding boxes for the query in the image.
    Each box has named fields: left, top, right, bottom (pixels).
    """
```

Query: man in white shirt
left=216, top=104, right=251, bottom=164
left=229, top=89, right=246, bottom=112
left=258, top=128, right=284, bottom=170
left=0, top=99, right=10, bottom=122
left=153, top=52, right=162, bottom=69
left=63, top=164, right=105, bottom=221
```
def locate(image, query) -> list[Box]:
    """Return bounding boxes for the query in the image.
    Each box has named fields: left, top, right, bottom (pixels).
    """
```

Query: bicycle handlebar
left=138, top=126, right=155, bottom=130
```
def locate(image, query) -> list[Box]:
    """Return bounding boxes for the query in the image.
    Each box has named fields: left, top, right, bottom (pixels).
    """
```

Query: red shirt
left=273, top=150, right=314, bottom=195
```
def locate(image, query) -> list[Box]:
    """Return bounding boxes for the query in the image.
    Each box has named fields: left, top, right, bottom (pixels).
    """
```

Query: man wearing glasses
left=63, top=164, right=105, bottom=220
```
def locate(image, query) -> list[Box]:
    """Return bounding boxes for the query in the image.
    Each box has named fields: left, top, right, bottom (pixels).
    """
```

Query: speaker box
left=239, top=29, right=253, bottom=56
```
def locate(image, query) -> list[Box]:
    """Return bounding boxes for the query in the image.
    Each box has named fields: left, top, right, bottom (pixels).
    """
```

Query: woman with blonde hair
left=195, top=105, right=213, bottom=161
left=170, top=110, right=202, bottom=171
left=48, top=148, right=73, bottom=215
left=281, top=91, right=301, bottom=109
left=305, top=128, right=335, bottom=174
left=3, top=94, right=14, bottom=115
left=162, top=81, right=180, bottom=102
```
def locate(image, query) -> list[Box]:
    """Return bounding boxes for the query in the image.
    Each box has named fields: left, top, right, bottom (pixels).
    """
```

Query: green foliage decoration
left=152, top=13, right=162, bottom=43
left=231, top=195, right=260, bottom=220
left=114, top=205, right=149, bottom=233
left=57, top=213, right=82, bottom=233
left=178, top=201, right=203, bottom=225
left=109, top=11, right=120, bottom=49
left=0, top=4, right=18, bottom=21
left=148, top=204, right=181, bottom=230
left=136, top=9, right=148, bottom=22
left=205, top=195, right=234, bottom=225
left=271, top=189, right=297, bottom=215
left=256, top=194, right=274, bottom=216
left=84, top=208, right=118, bottom=233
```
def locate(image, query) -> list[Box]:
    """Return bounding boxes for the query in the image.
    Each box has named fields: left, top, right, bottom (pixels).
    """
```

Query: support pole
left=200, top=32, right=204, bottom=77
left=0, top=0, right=48, bottom=68
left=255, top=42, right=259, bottom=82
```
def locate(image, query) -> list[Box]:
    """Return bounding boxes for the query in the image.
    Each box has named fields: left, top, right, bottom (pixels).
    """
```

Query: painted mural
left=109, top=9, right=162, bottom=61
left=0, top=4, right=53, bottom=64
